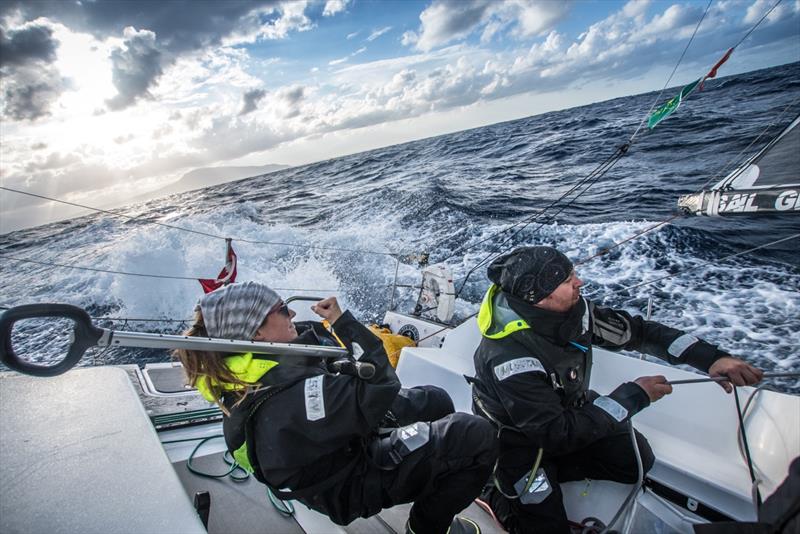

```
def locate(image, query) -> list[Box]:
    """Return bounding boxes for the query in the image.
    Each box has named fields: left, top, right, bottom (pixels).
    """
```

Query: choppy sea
left=2, top=62, right=799, bottom=393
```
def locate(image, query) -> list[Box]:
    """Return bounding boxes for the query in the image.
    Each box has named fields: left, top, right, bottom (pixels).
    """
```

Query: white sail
left=678, top=115, right=800, bottom=216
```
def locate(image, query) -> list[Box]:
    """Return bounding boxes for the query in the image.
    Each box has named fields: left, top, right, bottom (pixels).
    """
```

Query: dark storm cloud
left=0, top=24, right=58, bottom=67
left=106, top=28, right=164, bottom=110
left=0, top=1, right=286, bottom=112
left=0, top=1, right=281, bottom=54
left=0, top=24, right=64, bottom=120
left=240, top=88, right=267, bottom=115
left=1, top=65, right=65, bottom=120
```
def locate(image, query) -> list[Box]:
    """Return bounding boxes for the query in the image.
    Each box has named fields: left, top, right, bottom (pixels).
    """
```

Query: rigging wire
left=713, top=108, right=800, bottom=192
left=0, top=1, right=789, bottom=319
left=452, top=144, right=629, bottom=299
left=575, top=99, right=800, bottom=267
left=439, top=0, right=717, bottom=295
left=0, top=252, right=345, bottom=292
left=700, top=95, right=799, bottom=191
left=439, top=143, right=627, bottom=265
left=0, top=185, right=397, bottom=257
left=627, top=0, right=714, bottom=143
left=732, top=0, right=784, bottom=50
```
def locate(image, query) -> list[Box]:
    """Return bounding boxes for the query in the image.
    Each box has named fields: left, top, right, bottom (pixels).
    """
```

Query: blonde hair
left=174, top=309, right=252, bottom=415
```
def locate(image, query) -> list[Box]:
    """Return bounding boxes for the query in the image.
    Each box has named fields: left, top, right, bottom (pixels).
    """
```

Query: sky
left=1, top=0, right=798, bottom=232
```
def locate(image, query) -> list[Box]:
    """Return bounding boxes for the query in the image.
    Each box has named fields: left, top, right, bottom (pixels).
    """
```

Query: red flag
left=700, top=47, right=733, bottom=90
left=199, top=239, right=237, bottom=293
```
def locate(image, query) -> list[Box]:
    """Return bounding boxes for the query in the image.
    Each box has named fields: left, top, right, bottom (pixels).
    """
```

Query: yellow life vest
left=194, top=352, right=278, bottom=402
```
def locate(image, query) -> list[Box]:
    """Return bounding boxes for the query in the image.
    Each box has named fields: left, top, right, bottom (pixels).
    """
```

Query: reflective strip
left=494, top=357, right=546, bottom=381
left=352, top=342, right=364, bottom=359
left=581, top=298, right=590, bottom=333
left=668, top=334, right=698, bottom=359
left=304, top=375, right=326, bottom=421
left=593, top=396, right=628, bottom=422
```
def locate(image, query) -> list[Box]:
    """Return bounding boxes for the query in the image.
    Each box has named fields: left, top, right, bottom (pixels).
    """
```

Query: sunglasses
left=272, top=302, right=291, bottom=317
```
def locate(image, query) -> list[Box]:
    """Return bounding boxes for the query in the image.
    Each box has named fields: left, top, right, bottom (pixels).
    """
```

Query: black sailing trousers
left=378, top=412, right=498, bottom=534
left=484, top=426, right=655, bottom=534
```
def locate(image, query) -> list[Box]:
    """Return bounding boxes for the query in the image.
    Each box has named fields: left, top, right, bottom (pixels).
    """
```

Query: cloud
left=409, top=0, right=571, bottom=52
left=0, top=1, right=291, bottom=53
left=106, top=26, right=164, bottom=111
left=279, top=85, right=305, bottom=105
left=1, top=62, right=67, bottom=121
left=329, top=46, right=367, bottom=65
left=743, top=0, right=794, bottom=25
left=401, top=31, right=418, bottom=46
left=0, top=24, right=58, bottom=66
left=415, top=0, right=492, bottom=51
left=367, top=26, right=392, bottom=42
left=346, top=31, right=360, bottom=40
left=240, top=88, right=268, bottom=115
left=0, top=22, right=66, bottom=121
left=323, top=0, right=349, bottom=17
left=237, top=1, right=314, bottom=42
left=24, top=151, right=81, bottom=172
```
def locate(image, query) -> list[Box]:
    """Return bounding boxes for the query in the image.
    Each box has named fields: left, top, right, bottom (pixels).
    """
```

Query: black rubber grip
left=0, top=304, right=105, bottom=377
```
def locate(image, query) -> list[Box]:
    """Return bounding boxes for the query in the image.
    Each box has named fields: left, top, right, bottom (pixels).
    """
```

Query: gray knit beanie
left=197, top=281, right=281, bottom=339
left=487, top=246, right=573, bottom=304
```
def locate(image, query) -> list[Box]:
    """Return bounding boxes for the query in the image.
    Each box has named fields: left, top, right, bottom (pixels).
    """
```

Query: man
left=470, top=246, right=763, bottom=533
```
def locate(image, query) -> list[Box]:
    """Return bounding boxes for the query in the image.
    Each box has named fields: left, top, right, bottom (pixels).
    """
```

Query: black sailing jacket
left=222, top=311, right=401, bottom=524
left=472, top=285, right=729, bottom=456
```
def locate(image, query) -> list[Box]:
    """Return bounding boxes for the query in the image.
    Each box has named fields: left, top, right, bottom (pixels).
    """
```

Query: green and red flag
left=647, top=77, right=701, bottom=129
left=648, top=47, right=736, bottom=129
left=699, top=47, right=733, bottom=90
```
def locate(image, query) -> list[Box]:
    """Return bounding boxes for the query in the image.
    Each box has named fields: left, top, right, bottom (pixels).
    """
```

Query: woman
left=177, top=281, right=497, bottom=534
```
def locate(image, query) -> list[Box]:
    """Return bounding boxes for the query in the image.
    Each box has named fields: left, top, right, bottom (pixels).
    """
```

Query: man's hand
left=311, top=296, right=343, bottom=324
left=708, top=356, right=763, bottom=393
left=634, top=375, right=673, bottom=402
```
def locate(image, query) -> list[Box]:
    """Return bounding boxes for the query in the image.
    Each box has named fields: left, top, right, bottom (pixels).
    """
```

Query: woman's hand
left=311, top=296, right=343, bottom=324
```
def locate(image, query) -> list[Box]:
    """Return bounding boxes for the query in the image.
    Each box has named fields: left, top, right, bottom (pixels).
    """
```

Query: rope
left=604, top=233, right=800, bottom=296
left=0, top=186, right=397, bottom=257
left=600, top=421, right=643, bottom=533
left=161, top=434, right=296, bottom=516
left=0, top=253, right=348, bottom=291
left=161, top=435, right=249, bottom=480
left=734, top=387, right=763, bottom=509
left=628, top=0, right=714, bottom=143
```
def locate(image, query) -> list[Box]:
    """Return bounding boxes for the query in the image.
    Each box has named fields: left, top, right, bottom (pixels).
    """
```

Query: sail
left=678, top=115, right=800, bottom=216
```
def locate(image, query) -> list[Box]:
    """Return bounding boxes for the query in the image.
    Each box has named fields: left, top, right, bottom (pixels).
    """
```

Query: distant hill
left=150, top=164, right=289, bottom=198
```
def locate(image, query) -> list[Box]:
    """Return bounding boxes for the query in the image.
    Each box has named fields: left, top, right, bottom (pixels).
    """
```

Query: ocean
left=2, top=62, right=799, bottom=393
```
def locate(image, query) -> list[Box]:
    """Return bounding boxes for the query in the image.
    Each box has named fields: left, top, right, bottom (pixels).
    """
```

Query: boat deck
left=176, top=450, right=504, bottom=534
